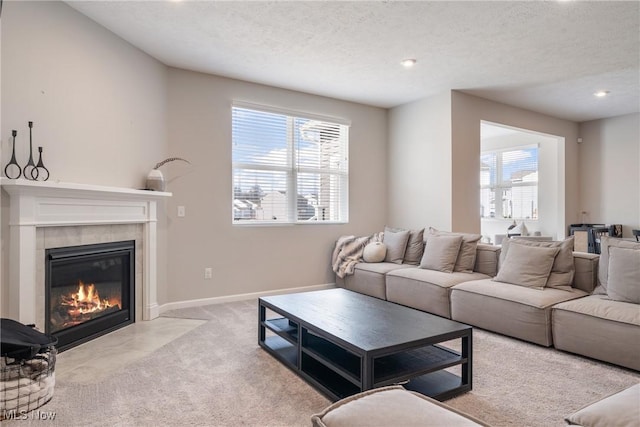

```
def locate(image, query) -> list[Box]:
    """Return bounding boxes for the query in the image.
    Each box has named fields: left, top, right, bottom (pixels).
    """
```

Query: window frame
left=231, top=101, right=350, bottom=226
left=480, top=144, right=539, bottom=221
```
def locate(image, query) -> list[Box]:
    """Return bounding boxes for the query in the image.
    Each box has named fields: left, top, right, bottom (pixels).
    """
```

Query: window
left=232, top=104, right=349, bottom=224
left=480, top=145, right=538, bottom=220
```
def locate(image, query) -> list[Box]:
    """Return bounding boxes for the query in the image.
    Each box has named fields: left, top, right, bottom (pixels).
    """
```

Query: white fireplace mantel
left=1, top=178, right=171, bottom=324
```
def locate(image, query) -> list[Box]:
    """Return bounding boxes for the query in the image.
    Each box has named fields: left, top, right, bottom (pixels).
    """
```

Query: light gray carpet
left=5, top=299, right=639, bottom=427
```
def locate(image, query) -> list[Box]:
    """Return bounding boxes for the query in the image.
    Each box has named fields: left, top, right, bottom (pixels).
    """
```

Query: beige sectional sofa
left=333, top=230, right=639, bottom=371
left=552, top=237, right=640, bottom=371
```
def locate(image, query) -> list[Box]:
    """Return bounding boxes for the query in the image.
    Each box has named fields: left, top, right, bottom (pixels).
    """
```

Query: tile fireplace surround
left=1, top=178, right=171, bottom=327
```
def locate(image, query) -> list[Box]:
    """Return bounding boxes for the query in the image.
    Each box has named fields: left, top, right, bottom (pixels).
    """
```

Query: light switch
left=177, top=206, right=186, bottom=217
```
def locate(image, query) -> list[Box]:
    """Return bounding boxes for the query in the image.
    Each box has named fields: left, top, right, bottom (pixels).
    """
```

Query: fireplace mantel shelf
left=1, top=178, right=172, bottom=200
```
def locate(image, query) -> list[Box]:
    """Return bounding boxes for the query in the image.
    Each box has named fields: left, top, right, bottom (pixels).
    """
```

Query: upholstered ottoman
left=450, top=279, right=588, bottom=346
left=552, top=295, right=640, bottom=371
left=565, top=383, right=640, bottom=426
left=311, top=386, right=488, bottom=427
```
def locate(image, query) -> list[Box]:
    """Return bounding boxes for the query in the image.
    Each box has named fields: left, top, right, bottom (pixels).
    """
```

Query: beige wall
left=165, top=68, right=387, bottom=303
left=387, top=92, right=452, bottom=230
left=578, top=113, right=640, bottom=237
left=1, top=1, right=167, bottom=188
left=451, top=91, right=579, bottom=237
left=1, top=1, right=169, bottom=313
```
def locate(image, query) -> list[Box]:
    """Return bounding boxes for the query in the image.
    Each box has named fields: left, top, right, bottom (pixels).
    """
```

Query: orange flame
left=62, top=281, right=120, bottom=316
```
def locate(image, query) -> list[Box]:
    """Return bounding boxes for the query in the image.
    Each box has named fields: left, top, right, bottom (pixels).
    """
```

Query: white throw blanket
left=332, top=232, right=383, bottom=279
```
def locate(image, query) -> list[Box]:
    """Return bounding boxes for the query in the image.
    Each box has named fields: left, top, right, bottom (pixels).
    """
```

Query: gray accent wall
left=578, top=113, right=640, bottom=238
left=388, top=91, right=580, bottom=236
left=387, top=92, right=453, bottom=230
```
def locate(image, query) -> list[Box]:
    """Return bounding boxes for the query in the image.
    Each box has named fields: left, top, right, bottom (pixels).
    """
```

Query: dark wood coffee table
left=258, top=288, right=472, bottom=401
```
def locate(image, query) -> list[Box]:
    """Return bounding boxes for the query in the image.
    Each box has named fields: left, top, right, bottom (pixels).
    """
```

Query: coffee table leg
left=461, top=330, right=472, bottom=389
left=363, top=356, right=373, bottom=391
left=258, top=303, right=266, bottom=344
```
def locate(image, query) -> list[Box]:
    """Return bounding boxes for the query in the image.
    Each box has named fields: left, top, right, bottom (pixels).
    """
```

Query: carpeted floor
left=5, top=299, right=638, bottom=427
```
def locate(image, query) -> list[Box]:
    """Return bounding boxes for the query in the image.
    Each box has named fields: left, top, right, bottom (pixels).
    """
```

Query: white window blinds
left=232, top=105, right=349, bottom=224
left=480, top=145, right=538, bottom=220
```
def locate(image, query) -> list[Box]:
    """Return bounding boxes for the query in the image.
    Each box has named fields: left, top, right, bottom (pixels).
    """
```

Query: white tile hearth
left=55, top=317, right=206, bottom=385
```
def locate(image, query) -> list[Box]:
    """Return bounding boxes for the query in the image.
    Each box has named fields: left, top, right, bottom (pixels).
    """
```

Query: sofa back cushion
left=572, top=252, right=599, bottom=293
left=494, top=243, right=560, bottom=289
left=403, top=228, right=425, bottom=265
left=474, top=244, right=500, bottom=277
left=596, top=236, right=640, bottom=294
left=606, top=246, right=640, bottom=304
left=419, top=234, right=463, bottom=273
left=383, top=227, right=410, bottom=264
left=428, top=228, right=482, bottom=273
left=500, top=236, right=575, bottom=291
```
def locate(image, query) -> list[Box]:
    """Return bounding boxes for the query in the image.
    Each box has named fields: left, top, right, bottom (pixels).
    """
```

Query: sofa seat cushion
left=386, top=270, right=489, bottom=318
left=354, top=262, right=414, bottom=275
left=565, top=383, right=640, bottom=427
left=552, top=295, right=640, bottom=370
left=340, top=263, right=413, bottom=300
left=388, top=268, right=490, bottom=289
left=450, top=279, right=588, bottom=346
left=452, top=279, right=588, bottom=309
left=553, top=294, right=640, bottom=326
left=311, top=385, right=487, bottom=427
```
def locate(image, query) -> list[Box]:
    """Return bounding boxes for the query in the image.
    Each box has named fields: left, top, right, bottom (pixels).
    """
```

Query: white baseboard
left=158, top=283, right=336, bottom=315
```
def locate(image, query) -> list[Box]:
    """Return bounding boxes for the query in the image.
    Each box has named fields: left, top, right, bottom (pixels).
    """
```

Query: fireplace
left=45, top=240, right=135, bottom=351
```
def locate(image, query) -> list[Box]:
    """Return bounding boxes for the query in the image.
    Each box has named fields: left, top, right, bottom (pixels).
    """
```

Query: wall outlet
left=177, top=206, right=186, bottom=217
left=204, top=267, right=213, bottom=279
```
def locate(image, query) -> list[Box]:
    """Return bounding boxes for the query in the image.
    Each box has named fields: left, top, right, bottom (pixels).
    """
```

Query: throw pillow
left=403, top=228, right=425, bottom=265
left=565, top=384, right=640, bottom=427
left=494, top=243, right=560, bottom=289
left=363, top=242, right=387, bottom=263
left=596, top=236, right=640, bottom=294
left=428, top=227, right=482, bottom=273
left=500, top=236, right=575, bottom=290
left=383, top=227, right=410, bottom=264
left=606, top=247, right=640, bottom=304
left=419, top=234, right=463, bottom=273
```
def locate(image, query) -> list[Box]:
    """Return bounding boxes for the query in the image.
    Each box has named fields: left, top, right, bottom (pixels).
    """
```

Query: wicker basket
left=1, top=319, right=57, bottom=420
left=0, top=348, right=56, bottom=419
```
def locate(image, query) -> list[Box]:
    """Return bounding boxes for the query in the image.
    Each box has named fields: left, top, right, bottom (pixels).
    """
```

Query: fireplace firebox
left=45, top=240, right=135, bottom=351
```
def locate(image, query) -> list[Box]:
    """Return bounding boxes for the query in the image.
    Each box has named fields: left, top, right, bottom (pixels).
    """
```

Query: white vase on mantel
left=146, top=169, right=166, bottom=191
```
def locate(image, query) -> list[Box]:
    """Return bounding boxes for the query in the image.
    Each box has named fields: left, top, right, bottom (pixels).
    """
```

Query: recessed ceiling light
left=401, top=58, right=416, bottom=68
left=594, top=90, right=610, bottom=98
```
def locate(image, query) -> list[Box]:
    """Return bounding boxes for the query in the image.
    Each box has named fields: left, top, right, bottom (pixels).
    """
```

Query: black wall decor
left=33, top=146, right=50, bottom=181
left=4, top=130, right=22, bottom=179
left=3, top=121, right=50, bottom=181
left=22, top=121, right=37, bottom=180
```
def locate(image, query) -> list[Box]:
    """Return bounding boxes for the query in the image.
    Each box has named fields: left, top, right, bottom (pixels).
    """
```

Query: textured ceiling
left=66, top=1, right=640, bottom=122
